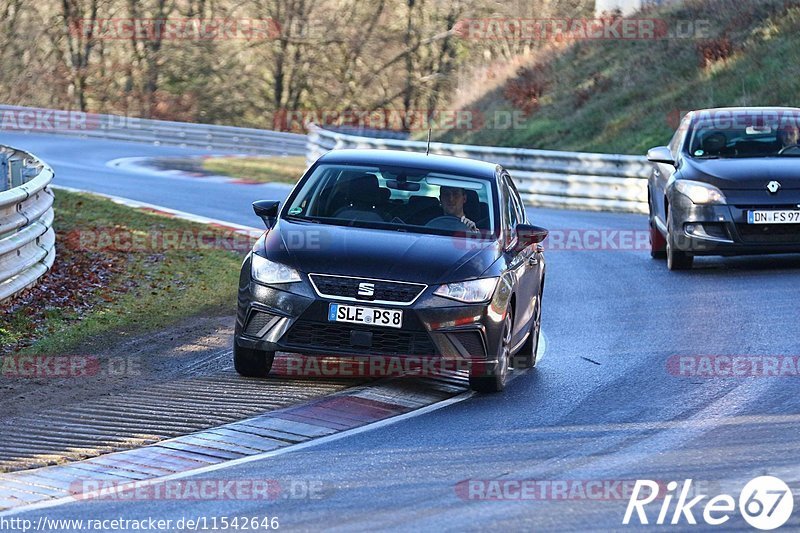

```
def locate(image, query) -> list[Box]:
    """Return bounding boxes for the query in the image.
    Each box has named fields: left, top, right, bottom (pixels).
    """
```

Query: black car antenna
left=426, top=127, right=432, bottom=156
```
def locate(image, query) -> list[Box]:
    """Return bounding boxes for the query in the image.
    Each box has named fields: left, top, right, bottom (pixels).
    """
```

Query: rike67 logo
left=623, top=476, right=794, bottom=530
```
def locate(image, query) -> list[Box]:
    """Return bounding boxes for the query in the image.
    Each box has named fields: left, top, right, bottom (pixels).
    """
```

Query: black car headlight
left=674, top=180, right=727, bottom=205
left=251, top=254, right=301, bottom=284
left=434, top=277, right=498, bottom=304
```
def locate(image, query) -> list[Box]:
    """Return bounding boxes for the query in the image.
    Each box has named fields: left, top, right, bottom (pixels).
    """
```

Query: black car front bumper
left=234, top=259, right=508, bottom=364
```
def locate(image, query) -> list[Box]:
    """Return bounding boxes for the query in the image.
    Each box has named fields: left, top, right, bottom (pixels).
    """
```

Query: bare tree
left=125, top=0, right=176, bottom=118
left=0, top=0, right=24, bottom=63
left=59, top=0, right=101, bottom=110
left=0, top=0, right=584, bottom=127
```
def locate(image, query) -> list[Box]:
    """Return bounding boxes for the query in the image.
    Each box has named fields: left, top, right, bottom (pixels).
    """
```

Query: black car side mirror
left=253, top=200, right=280, bottom=228
left=516, top=224, right=549, bottom=248
left=647, top=146, right=675, bottom=166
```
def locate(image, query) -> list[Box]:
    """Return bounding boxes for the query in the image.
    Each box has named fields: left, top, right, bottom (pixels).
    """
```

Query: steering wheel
left=778, top=144, right=800, bottom=155
left=425, top=215, right=472, bottom=231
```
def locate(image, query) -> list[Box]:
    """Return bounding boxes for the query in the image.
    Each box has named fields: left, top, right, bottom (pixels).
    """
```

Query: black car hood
left=263, top=220, right=502, bottom=285
left=682, top=157, right=800, bottom=191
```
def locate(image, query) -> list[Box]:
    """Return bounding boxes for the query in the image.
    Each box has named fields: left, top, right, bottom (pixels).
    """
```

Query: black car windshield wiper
left=283, top=214, right=320, bottom=223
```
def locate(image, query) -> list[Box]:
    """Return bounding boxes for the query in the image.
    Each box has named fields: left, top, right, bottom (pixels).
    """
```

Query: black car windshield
left=283, top=163, right=497, bottom=238
left=688, top=113, right=800, bottom=158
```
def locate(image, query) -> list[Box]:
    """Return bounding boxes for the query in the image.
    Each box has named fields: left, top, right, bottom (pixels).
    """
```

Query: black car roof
left=316, top=149, right=501, bottom=180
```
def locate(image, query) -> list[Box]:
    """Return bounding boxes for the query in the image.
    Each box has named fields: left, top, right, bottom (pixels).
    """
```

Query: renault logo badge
left=767, top=181, right=781, bottom=194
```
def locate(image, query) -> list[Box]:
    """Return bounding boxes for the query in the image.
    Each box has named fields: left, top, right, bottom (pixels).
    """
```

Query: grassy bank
left=432, top=0, right=800, bottom=154
left=203, top=156, right=308, bottom=184
left=1, top=190, right=244, bottom=355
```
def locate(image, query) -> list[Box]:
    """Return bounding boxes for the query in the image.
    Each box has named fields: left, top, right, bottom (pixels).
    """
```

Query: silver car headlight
left=251, top=254, right=301, bottom=284
left=674, top=180, right=727, bottom=205
left=434, top=277, right=498, bottom=303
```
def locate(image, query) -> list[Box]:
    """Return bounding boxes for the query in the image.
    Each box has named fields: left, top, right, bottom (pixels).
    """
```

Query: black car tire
left=469, top=310, right=512, bottom=392
left=513, top=281, right=544, bottom=369
left=666, top=207, right=694, bottom=270
left=234, top=344, right=275, bottom=377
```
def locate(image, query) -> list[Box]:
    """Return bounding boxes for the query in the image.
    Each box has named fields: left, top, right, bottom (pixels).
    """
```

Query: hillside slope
left=434, top=0, right=800, bottom=154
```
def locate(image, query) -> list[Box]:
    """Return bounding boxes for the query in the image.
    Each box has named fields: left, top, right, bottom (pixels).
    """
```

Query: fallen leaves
left=0, top=229, right=128, bottom=356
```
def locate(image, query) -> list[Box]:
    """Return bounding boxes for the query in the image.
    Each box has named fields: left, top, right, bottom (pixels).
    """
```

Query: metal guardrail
left=307, top=124, right=650, bottom=214
left=0, top=146, right=56, bottom=304
left=0, top=105, right=307, bottom=156
left=0, top=105, right=648, bottom=212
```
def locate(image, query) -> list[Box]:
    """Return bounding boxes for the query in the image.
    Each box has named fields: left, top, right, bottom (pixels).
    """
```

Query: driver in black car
left=439, top=186, right=478, bottom=231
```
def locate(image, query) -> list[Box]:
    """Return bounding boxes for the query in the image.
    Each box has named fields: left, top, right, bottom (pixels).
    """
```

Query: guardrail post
left=0, top=153, right=7, bottom=192
left=9, top=158, right=23, bottom=188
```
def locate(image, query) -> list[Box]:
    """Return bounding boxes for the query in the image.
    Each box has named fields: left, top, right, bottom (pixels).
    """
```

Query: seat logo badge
left=357, top=282, right=375, bottom=297
left=767, top=181, right=781, bottom=194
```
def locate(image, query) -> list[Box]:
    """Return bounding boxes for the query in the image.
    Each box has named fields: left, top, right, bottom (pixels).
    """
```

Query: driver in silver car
left=776, top=124, right=800, bottom=151
left=439, top=186, right=478, bottom=231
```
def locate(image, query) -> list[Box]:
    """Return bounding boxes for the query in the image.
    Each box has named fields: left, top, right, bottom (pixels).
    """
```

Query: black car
left=234, top=149, right=548, bottom=392
left=647, top=106, right=800, bottom=270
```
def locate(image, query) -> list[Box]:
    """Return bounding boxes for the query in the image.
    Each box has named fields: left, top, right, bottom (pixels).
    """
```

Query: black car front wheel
left=234, top=344, right=275, bottom=377
left=513, top=283, right=543, bottom=369
left=469, top=310, right=512, bottom=392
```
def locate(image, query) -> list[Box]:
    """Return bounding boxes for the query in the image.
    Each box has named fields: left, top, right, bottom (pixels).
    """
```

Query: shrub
left=503, top=63, right=551, bottom=116
left=696, top=36, right=735, bottom=68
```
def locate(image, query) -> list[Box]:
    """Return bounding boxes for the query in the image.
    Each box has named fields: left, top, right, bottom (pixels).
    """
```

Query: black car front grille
left=309, top=274, right=424, bottom=304
left=283, top=320, right=438, bottom=356
left=736, top=224, right=800, bottom=244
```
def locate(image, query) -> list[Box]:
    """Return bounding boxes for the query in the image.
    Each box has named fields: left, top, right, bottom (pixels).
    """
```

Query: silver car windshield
left=688, top=114, right=800, bottom=158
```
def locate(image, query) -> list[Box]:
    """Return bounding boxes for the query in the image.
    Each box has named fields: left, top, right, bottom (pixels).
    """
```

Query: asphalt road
left=0, top=132, right=291, bottom=226
left=3, top=133, right=799, bottom=531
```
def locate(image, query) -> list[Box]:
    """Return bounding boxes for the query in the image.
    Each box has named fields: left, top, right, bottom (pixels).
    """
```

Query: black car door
left=501, top=172, right=539, bottom=342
